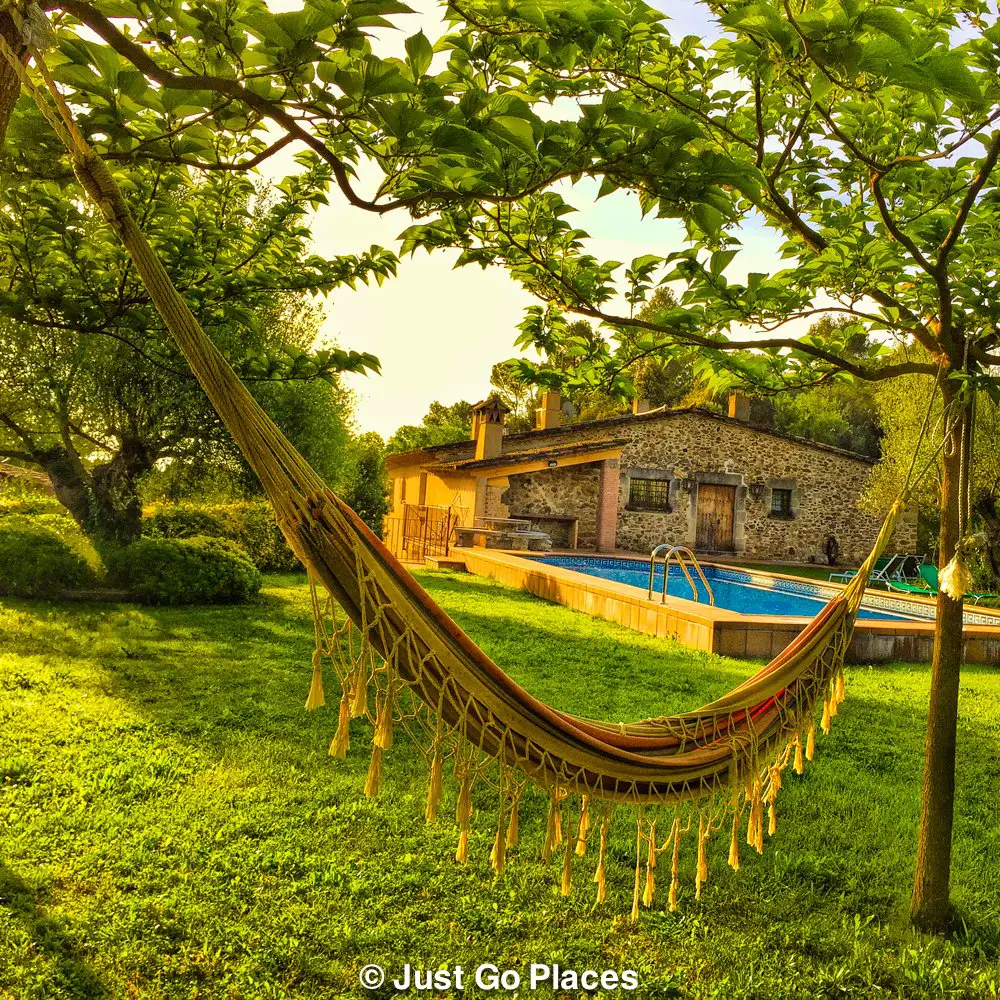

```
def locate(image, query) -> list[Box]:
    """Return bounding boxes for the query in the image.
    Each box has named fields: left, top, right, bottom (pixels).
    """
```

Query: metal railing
left=383, top=503, right=467, bottom=562
left=647, top=544, right=716, bottom=605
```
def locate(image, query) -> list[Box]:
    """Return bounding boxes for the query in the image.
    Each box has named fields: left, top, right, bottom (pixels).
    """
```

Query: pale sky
left=264, top=0, right=791, bottom=438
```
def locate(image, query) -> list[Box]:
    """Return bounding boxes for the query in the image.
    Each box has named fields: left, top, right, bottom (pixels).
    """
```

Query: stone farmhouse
left=385, top=392, right=917, bottom=564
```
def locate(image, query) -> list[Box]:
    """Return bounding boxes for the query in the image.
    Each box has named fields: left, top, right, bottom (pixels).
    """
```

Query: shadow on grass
left=0, top=864, right=108, bottom=998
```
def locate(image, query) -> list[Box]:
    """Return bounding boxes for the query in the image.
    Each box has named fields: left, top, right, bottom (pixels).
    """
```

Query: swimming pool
left=538, top=555, right=920, bottom=622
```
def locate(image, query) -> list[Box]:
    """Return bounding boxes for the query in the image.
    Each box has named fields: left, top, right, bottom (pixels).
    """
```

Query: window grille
left=628, top=477, right=671, bottom=512
left=771, top=488, right=794, bottom=517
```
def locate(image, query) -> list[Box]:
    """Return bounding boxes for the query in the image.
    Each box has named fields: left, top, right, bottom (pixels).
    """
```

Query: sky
left=264, top=0, right=787, bottom=438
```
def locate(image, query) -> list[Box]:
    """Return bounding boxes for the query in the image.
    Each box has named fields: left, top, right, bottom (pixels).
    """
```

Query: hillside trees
left=0, top=127, right=381, bottom=545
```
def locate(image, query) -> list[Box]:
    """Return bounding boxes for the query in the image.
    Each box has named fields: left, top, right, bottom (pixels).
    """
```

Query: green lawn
left=728, top=561, right=845, bottom=582
left=1, top=570, right=999, bottom=999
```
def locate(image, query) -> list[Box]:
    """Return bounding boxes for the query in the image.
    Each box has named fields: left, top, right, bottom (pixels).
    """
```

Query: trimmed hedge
left=0, top=525, right=95, bottom=598
left=108, top=535, right=263, bottom=605
left=144, top=502, right=299, bottom=572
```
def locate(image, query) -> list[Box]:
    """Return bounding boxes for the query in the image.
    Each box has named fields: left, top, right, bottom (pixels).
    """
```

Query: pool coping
left=452, top=548, right=1000, bottom=664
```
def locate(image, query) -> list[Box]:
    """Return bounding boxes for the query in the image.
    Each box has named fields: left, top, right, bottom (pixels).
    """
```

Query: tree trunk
left=910, top=385, right=967, bottom=931
left=0, top=13, right=24, bottom=152
left=35, top=442, right=151, bottom=550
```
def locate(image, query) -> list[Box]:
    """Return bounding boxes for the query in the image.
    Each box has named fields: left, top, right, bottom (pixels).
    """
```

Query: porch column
left=473, top=477, right=488, bottom=521
left=595, top=458, right=620, bottom=553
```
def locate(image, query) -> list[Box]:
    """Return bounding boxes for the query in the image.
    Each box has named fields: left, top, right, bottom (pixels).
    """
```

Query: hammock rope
left=3, top=36, right=943, bottom=911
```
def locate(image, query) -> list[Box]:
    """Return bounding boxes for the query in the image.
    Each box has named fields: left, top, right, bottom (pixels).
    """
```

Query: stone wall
left=498, top=410, right=917, bottom=563
left=501, top=464, right=602, bottom=549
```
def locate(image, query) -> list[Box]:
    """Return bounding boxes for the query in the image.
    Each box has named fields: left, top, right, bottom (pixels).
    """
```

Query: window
left=628, top=477, right=672, bottom=512
left=770, top=488, right=794, bottom=518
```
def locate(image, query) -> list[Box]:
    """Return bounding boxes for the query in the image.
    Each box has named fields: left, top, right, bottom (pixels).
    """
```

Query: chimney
left=728, top=390, right=751, bottom=423
left=535, top=390, right=562, bottom=430
left=632, top=396, right=652, bottom=415
left=472, top=395, right=510, bottom=461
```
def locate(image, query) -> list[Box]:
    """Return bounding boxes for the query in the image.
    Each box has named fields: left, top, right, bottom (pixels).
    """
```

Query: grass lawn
left=2, top=570, right=999, bottom=999
left=728, top=561, right=848, bottom=583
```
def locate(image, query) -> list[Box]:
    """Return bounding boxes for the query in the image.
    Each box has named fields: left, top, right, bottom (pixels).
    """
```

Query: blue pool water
left=538, top=556, right=916, bottom=621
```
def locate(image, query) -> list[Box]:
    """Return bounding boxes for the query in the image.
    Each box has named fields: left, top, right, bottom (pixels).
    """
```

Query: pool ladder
left=647, top=545, right=715, bottom=605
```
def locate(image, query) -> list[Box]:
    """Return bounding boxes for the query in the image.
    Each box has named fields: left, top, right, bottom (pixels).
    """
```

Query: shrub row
left=0, top=524, right=95, bottom=598
left=107, top=536, right=262, bottom=605
left=0, top=524, right=263, bottom=605
left=143, top=502, right=299, bottom=573
left=0, top=500, right=284, bottom=604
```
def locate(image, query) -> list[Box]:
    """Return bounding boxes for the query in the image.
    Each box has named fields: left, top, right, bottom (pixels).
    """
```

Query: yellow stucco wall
left=387, top=464, right=477, bottom=524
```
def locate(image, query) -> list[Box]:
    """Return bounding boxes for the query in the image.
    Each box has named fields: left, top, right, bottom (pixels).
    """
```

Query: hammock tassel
left=728, top=811, right=740, bottom=871
left=506, top=800, right=520, bottom=849
left=747, top=781, right=764, bottom=854
left=642, top=823, right=656, bottom=907
left=668, top=817, right=681, bottom=912
left=836, top=670, right=846, bottom=704
left=696, top=813, right=708, bottom=900
left=425, top=754, right=443, bottom=824
left=374, top=693, right=393, bottom=750
left=576, top=796, right=590, bottom=857
left=939, top=550, right=974, bottom=600
left=455, top=773, right=473, bottom=864
left=491, top=812, right=507, bottom=874
left=631, top=827, right=642, bottom=922
left=350, top=669, right=368, bottom=718
left=594, top=815, right=609, bottom=904
left=364, top=745, right=382, bottom=798
left=806, top=724, right=816, bottom=761
left=560, top=840, right=574, bottom=896
left=766, top=766, right=780, bottom=837
left=821, top=697, right=832, bottom=734
left=329, top=691, right=351, bottom=758
left=542, top=793, right=562, bottom=862
left=793, top=735, right=804, bottom=775
left=304, top=650, right=325, bottom=711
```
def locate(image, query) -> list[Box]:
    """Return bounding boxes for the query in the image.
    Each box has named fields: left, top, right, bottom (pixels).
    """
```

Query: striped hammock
left=8, top=44, right=910, bottom=913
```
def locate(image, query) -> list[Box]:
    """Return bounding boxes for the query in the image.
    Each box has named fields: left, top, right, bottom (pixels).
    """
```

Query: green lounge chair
left=829, top=555, right=905, bottom=585
left=887, top=564, right=997, bottom=604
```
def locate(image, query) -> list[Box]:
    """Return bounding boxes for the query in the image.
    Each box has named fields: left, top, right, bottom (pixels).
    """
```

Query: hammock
left=4, top=40, right=916, bottom=913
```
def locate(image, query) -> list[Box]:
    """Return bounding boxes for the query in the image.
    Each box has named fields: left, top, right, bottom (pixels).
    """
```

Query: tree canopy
left=0, top=135, right=364, bottom=543
left=386, top=399, right=473, bottom=453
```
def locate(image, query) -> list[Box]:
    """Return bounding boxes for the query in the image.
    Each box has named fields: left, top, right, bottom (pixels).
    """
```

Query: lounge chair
left=887, top=563, right=997, bottom=604
left=829, top=555, right=907, bottom=585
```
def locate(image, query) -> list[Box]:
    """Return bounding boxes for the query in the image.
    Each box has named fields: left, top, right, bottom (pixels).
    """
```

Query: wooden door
left=695, top=485, right=736, bottom=551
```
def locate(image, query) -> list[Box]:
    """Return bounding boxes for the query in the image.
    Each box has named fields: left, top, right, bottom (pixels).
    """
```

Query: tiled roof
left=436, top=438, right=628, bottom=473
left=388, top=406, right=877, bottom=468
left=419, top=406, right=874, bottom=463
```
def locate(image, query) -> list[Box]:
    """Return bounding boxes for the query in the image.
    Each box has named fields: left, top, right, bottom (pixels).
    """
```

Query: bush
left=144, top=506, right=228, bottom=541
left=0, top=511, right=104, bottom=578
left=0, top=525, right=95, bottom=598
left=0, top=480, right=68, bottom=518
left=143, top=502, right=299, bottom=573
left=108, top=535, right=263, bottom=605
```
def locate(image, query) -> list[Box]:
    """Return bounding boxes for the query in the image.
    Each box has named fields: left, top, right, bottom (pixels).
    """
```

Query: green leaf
left=924, top=54, right=982, bottom=104
left=859, top=8, right=912, bottom=49
left=692, top=203, right=723, bottom=238
left=405, top=31, right=433, bottom=77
